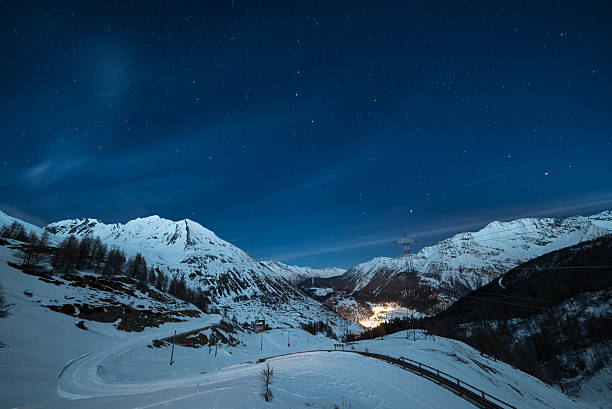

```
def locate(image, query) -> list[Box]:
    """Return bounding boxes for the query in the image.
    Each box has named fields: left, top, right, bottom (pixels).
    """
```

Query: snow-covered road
left=53, top=349, right=478, bottom=409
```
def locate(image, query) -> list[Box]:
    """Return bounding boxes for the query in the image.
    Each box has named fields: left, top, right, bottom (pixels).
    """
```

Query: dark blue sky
left=1, top=1, right=611, bottom=268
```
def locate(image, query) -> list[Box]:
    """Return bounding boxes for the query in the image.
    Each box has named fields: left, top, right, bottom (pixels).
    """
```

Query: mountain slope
left=260, top=260, right=345, bottom=284
left=439, top=233, right=612, bottom=322
left=329, top=211, right=612, bottom=310
left=39, top=214, right=350, bottom=329
left=0, top=210, right=43, bottom=236
left=45, top=216, right=290, bottom=301
left=423, top=234, right=612, bottom=403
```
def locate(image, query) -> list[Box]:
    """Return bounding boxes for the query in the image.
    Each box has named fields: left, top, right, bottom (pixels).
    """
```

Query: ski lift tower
left=393, top=233, right=418, bottom=340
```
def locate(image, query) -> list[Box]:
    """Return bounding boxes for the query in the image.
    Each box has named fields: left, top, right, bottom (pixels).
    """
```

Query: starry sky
left=1, top=1, right=611, bottom=268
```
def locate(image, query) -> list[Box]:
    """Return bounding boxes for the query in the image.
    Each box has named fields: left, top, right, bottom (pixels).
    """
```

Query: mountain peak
left=44, top=213, right=296, bottom=305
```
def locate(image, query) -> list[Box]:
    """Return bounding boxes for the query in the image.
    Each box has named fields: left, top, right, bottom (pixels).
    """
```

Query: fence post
left=169, top=330, right=176, bottom=366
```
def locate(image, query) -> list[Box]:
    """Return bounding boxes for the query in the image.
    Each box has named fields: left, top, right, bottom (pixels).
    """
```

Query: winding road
left=57, top=325, right=517, bottom=409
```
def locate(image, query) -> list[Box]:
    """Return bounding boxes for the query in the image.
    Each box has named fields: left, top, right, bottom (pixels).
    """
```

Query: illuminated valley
left=359, top=304, right=401, bottom=328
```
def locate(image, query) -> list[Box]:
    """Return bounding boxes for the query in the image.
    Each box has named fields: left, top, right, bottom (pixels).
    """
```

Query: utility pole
left=169, top=330, right=176, bottom=366
left=260, top=332, right=263, bottom=351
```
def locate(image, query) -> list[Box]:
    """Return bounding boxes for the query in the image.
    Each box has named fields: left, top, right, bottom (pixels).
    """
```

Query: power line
left=458, top=224, right=542, bottom=239
left=450, top=265, right=612, bottom=273
left=461, top=295, right=552, bottom=311
left=508, top=265, right=612, bottom=270
left=443, top=223, right=574, bottom=241
left=472, top=291, right=561, bottom=305
left=459, top=295, right=612, bottom=320
left=440, top=222, right=611, bottom=243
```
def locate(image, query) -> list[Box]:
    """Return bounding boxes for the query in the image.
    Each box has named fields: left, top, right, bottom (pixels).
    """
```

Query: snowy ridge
left=260, top=260, right=345, bottom=284
left=333, top=211, right=612, bottom=299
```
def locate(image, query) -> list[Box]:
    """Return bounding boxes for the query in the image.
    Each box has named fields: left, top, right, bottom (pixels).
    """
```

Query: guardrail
left=257, top=350, right=517, bottom=409
left=396, top=356, right=517, bottom=409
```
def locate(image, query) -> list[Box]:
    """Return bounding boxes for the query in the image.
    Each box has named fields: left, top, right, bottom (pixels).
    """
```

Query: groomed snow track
left=256, top=350, right=517, bottom=409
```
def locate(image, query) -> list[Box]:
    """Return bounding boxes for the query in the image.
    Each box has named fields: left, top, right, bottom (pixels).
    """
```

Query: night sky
left=1, top=1, right=611, bottom=268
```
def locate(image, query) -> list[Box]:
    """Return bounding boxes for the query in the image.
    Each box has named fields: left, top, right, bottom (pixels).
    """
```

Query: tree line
left=1, top=221, right=211, bottom=312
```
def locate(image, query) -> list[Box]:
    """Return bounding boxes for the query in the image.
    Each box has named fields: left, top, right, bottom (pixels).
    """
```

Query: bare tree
left=260, top=361, right=274, bottom=402
left=103, top=248, right=126, bottom=275
left=334, top=398, right=353, bottom=409
left=1, top=221, right=27, bottom=241
left=20, top=232, right=43, bottom=268
left=39, top=230, right=50, bottom=247
left=93, top=238, right=107, bottom=273
left=21, top=244, right=43, bottom=268
left=52, top=235, right=80, bottom=273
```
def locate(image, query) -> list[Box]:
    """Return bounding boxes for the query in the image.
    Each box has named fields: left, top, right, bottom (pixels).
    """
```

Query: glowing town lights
left=359, top=304, right=400, bottom=328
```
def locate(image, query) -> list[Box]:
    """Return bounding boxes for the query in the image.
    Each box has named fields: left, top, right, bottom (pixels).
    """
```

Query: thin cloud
left=23, top=157, right=88, bottom=185
left=267, top=220, right=492, bottom=261
left=266, top=198, right=612, bottom=262
left=0, top=203, right=46, bottom=227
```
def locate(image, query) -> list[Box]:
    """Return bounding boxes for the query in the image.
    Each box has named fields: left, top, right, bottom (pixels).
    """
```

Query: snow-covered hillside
left=331, top=211, right=612, bottom=305
left=0, top=244, right=218, bottom=408
left=0, top=210, right=43, bottom=235
left=261, top=260, right=345, bottom=284
left=0, top=245, right=588, bottom=408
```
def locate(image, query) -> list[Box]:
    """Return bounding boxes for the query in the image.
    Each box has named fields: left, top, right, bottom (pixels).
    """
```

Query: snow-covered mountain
left=20, top=213, right=349, bottom=329
left=329, top=211, right=612, bottom=308
left=260, top=260, right=345, bottom=284
left=44, top=215, right=286, bottom=301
